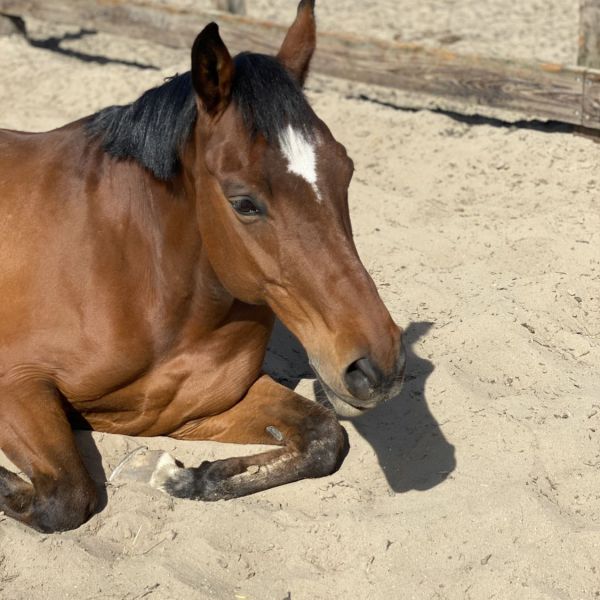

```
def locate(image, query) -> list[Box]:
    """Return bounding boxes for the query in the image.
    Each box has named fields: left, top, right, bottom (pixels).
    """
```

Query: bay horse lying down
left=0, top=0, right=405, bottom=533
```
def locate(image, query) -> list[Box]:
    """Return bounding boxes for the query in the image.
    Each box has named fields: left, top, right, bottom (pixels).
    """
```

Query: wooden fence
left=2, top=0, right=600, bottom=129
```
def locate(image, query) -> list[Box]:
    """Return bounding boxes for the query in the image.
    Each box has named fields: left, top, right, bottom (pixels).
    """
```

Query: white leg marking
left=279, top=124, right=321, bottom=200
left=149, top=452, right=181, bottom=492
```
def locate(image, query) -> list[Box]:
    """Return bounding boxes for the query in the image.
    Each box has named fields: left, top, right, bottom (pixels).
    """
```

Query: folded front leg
left=0, top=382, right=98, bottom=532
left=152, top=375, right=347, bottom=501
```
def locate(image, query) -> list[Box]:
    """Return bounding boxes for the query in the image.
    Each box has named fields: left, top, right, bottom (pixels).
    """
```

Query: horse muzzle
left=313, top=341, right=406, bottom=418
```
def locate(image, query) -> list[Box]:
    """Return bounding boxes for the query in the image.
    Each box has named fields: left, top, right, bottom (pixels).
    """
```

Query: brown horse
left=0, top=0, right=405, bottom=533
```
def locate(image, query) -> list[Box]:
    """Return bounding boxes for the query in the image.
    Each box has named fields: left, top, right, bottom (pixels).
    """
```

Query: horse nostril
left=344, top=357, right=383, bottom=401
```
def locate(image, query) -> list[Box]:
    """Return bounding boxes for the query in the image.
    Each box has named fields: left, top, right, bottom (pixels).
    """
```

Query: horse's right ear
left=191, top=23, right=234, bottom=117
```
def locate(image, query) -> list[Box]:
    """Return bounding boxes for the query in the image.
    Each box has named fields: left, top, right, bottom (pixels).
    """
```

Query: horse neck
left=84, top=137, right=235, bottom=336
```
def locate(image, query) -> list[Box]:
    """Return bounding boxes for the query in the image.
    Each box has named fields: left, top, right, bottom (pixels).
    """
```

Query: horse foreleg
left=151, top=375, right=347, bottom=501
left=0, top=383, right=98, bottom=532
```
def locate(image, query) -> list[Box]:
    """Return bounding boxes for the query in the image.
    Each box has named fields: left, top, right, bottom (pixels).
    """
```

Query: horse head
left=186, top=0, right=405, bottom=416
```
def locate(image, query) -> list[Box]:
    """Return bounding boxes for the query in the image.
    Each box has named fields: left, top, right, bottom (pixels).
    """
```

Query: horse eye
left=230, top=196, right=262, bottom=217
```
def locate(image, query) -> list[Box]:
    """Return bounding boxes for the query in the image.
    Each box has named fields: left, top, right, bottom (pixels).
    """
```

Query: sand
left=0, top=2, right=599, bottom=599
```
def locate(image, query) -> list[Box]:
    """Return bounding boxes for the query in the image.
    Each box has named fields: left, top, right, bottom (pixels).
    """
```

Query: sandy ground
left=1, top=2, right=600, bottom=599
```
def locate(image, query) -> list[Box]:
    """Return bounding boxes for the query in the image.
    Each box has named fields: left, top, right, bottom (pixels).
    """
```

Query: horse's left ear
left=191, top=22, right=234, bottom=117
left=277, top=0, right=316, bottom=86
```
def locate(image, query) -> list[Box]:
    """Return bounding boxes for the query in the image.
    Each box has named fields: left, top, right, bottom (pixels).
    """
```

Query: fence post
left=579, top=0, right=600, bottom=67
left=214, top=0, right=246, bottom=15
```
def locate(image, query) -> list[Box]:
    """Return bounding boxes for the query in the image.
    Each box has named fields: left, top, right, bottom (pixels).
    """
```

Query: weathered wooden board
left=310, top=39, right=585, bottom=127
left=1, top=0, right=599, bottom=128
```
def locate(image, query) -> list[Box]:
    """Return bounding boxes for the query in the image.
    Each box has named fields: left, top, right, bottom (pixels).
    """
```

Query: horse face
left=189, top=2, right=405, bottom=415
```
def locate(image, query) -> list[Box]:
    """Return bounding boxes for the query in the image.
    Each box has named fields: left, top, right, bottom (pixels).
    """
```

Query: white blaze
left=279, top=124, right=320, bottom=200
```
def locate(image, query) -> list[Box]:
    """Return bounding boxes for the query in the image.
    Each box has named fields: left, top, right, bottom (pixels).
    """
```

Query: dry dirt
left=0, top=2, right=599, bottom=599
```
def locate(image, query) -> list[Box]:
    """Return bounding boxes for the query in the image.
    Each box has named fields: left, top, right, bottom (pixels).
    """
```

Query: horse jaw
left=316, top=376, right=372, bottom=418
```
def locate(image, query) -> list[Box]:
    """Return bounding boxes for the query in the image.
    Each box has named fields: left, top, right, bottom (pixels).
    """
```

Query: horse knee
left=301, top=409, right=348, bottom=478
left=33, top=482, right=98, bottom=533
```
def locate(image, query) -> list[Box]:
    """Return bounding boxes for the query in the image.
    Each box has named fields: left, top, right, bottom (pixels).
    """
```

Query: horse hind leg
left=148, top=375, right=348, bottom=501
left=0, top=382, right=98, bottom=532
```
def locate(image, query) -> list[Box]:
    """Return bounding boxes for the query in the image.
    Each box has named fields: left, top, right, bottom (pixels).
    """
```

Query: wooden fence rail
left=2, top=0, right=600, bottom=129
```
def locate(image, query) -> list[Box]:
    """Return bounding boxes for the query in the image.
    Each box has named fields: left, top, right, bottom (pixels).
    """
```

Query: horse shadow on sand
left=263, top=320, right=456, bottom=492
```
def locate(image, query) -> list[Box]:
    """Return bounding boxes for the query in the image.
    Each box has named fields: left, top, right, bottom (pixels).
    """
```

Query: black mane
left=86, top=53, right=315, bottom=181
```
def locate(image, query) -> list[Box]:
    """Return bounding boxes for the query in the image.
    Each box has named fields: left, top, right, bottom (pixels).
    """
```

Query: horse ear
left=277, top=0, right=316, bottom=86
left=191, top=23, right=234, bottom=117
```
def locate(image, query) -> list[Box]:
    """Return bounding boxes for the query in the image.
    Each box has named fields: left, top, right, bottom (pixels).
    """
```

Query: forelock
left=231, top=53, right=316, bottom=143
left=86, top=52, right=318, bottom=181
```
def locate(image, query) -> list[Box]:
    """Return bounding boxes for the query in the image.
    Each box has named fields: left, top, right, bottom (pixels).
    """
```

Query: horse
left=0, top=0, right=405, bottom=533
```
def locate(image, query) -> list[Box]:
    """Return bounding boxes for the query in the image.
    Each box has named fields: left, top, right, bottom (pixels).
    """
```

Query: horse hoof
left=109, top=448, right=180, bottom=490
